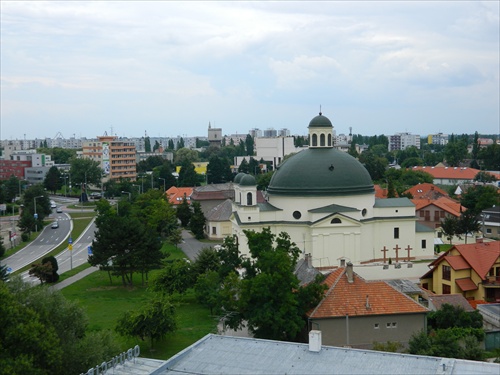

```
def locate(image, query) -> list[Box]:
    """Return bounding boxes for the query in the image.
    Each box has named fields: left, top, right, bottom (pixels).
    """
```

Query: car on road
left=51, top=221, right=59, bottom=229
left=89, top=192, right=102, bottom=199
left=56, top=207, right=63, bottom=213
left=50, top=201, right=57, bottom=208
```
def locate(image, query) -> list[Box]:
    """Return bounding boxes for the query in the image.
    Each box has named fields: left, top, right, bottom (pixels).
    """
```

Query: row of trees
left=88, top=190, right=180, bottom=286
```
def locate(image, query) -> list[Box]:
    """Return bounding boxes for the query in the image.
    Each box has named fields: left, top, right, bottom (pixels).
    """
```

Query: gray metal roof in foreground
left=146, top=334, right=499, bottom=375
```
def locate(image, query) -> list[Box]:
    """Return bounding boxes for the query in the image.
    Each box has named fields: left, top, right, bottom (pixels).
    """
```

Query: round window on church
left=293, top=211, right=302, bottom=220
left=362, top=209, right=367, bottom=217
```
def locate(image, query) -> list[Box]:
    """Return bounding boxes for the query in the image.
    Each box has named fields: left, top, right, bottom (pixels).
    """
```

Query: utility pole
left=33, top=196, right=43, bottom=232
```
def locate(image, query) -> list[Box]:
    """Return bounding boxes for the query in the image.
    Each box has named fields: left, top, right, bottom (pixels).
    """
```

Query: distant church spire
left=319, top=104, right=322, bottom=115
left=208, top=121, right=211, bottom=129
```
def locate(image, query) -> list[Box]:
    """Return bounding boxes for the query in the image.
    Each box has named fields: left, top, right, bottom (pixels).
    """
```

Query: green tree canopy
left=43, top=166, right=63, bottom=194
left=207, top=155, right=233, bottom=184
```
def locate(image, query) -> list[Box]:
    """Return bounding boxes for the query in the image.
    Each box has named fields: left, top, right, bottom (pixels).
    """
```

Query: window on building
left=246, top=192, right=253, bottom=206
left=312, top=134, right=318, bottom=147
left=419, top=211, right=425, bottom=217
left=394, top=227, right=399, bottom=239
left=421, top=240, right=426, bottom=249
left=392, top=322, right=397, bottom=328
left=440, top=211, right=445, bottom=218
left=386, top=322, right=391, bottom=328
left=486, top=228, right=492, bottom=234
left=212, top=227, right=216, bottom=235
left=374, top=323, right=379, bottom=329
left=442, top=265, right=451, bottom=281
left=442, top=284, right=451, bottom=294
left=331, top=218, right=342, bottom=224
left=437, top=231, right=442, bottom=238
left=320, top=134, right=325, bottom=146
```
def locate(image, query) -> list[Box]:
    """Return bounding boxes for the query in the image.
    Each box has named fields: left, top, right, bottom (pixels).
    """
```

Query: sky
left=1, top=1, right=499, bottom=141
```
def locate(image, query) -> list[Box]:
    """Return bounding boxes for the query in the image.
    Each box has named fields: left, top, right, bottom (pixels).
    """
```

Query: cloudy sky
left=1, top=1, right=499, bottom=141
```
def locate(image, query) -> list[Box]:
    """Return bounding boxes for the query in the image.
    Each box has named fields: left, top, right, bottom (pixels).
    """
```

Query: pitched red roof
left=410, top=166, right=480, bottom=180
left=444, top=255, right=470, bottom=270
left=405, top=183, right=448, bottom=199
left=165, top=186, right=193, bottom=205
left=374, top=185, right=388, bottom=199
left=425, top=241, right=500, bottom=281
left=412, top=197, right=462, bottom=217
left=309, top=268, right=427, bottom=319
left=455, top=278, right=478, bottom=292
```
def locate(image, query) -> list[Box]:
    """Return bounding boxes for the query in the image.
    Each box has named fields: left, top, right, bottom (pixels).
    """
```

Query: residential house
left=190, top=183, right=234, bottom=216
left=480, top=206, right=500, bottom=239
left=420, top=241, right=500, bottom=302
left=204, top=199, right=233, bottom=240
left=165, top=186, right=192, bottom=206
left=308, top=264, right=428, bottom=349
left=425, top=294, right=475, bottom=312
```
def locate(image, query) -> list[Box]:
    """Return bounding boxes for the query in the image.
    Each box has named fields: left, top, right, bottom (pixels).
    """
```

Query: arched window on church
left=312, top=134, right=318, bottom=146
left=247, top=192, right=253, bottom=206
left=320, top=134, right=325, bottom=146
left=331, top=218, right=342, bottom=224
left=328, top=134, right=332, bottom=146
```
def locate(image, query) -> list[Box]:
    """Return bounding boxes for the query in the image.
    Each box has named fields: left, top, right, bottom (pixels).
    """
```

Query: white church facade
left=230, top=112, right=434, bottom=268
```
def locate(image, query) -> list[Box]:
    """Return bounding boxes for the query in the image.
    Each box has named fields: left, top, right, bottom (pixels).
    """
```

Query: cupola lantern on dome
left=308, top=111, right=333, bottom=148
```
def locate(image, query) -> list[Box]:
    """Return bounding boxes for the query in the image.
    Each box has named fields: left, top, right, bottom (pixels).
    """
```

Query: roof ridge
left=309, top=268, right=344, bottom=317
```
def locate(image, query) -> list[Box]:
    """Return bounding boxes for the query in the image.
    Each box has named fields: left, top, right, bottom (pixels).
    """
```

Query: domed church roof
left=240, top=174, right=256, bottom=186
left=234, top=173, right=246, bottom=184
left=308, top=112, right=333, bottom=128
left=267, top=147, right=374, bottom=197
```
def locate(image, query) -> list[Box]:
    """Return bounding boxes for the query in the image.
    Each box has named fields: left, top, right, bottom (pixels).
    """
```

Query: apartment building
left=389, top=132, right=420, bottom=151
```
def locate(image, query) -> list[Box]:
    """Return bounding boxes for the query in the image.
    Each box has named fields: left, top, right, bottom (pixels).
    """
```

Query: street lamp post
left=159, top=178, right=166, bottom=193
left=33, top=196, right=43, bottom=232
left=121, top=191, right=131, bottom=201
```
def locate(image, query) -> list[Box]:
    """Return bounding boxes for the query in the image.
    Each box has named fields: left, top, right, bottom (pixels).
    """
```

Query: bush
left=21, top=232, right=30, bottom=242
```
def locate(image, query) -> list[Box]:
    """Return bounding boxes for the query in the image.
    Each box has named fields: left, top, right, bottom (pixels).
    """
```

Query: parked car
left=51, top=221, right=59, bottom=229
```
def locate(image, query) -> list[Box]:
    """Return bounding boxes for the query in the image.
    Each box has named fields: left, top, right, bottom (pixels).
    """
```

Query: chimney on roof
left=307, top=253, right=312, bottom=268
left=346, top=262, right=354, bottom=283
left=476, top=236, right=483, bottom=244
left=308, top=330, right=322, bottom=352
left=365, top=295, right=371, bottom=310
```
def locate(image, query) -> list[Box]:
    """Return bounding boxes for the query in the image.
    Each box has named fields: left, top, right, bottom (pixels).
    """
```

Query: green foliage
left=192, top=247, right=221, bottom=277
left=245, top=134, right=254, bottom=156
left=174, top=147, right=198, bottom=165
left=144, top=136, right=151, bottom=152
left=176, top=197, right=191, bottom=227
left=444, top=135, right=468, bottom=167
left=19, top=185, right=51, bottom=235
left=189, top=202, right=206, bottom=240
left=460, top=185, right=500, bottom=215
left=238, top=158, right=250, bottom=173
left=256, top=171, right=274, bottom=191
left=69, top=157, right=102, bottom=186
left=477, top=143, right=500, bottom=170
left=137, top=155, right=166, bottom=173
left=116, top=295, right=177, bottom=348
left=207, top=155, right=233, bottom=184
left=428, top=304, right=483, bottom=330
left=440, top=216, right=459, bottom=244
left=194, top=270, right=221, bottom=314
left=1, top=277, right=121, bottom=374
left=456, top=210, right=481, bottom=244
left=358, top=149, right=388, bottom=181
left=43, top=166, right=62, bottom=194
left=150, top=259, right=195, bottom=295
left=178, top=160, right=199, bottom=187
left=372, top=341, right=403, bottom=352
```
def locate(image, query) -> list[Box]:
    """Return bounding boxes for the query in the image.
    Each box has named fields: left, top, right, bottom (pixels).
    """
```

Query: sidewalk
left=51, top=266, right=99, bottom=290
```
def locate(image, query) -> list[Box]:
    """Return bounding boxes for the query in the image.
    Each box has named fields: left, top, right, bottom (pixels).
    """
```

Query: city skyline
left=1, top=1, right=499, bottom=140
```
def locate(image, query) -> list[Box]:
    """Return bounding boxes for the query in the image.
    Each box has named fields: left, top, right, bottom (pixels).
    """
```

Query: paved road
left=179, top=229, right=222, bottom=260
left=3, top=209, right=72, bottom=273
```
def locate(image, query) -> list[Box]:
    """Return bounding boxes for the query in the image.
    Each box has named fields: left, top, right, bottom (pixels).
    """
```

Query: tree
left=194, top=270, right=222, bottom=314
left=440, top=216, right=459, bottom=244
left=69, top=157, right=102, bottom=201
left=116, top=295, right=177, bottom=348
left=167, top=139, right=175, bottom=150
left=157, top=161, right=177, bottom=190
left=150, top=259, right=195, bottom=295
left=176, top=196, right=191, bottom=227
left=153, top=140, right=161, bottom=152
left=474, top=171, right=497, bottom=184
left=456, top=210, right=481, bottom=244
left=43, top=166, right=62, bottom=194
left=178, top=160, right=199, bottom=187
left=177, top=137, right=185, bottom=149
left=444, top=134, right=468, bottom=167
left=144, top=136, right=151, bottom=152
left=19, top=185, right=51, bottom=235
left=207, top=155, right=232, bottom=184
left=256, top=171, right=273, bottom=191
left=359, top=150, right=388, bottom=181
left=224, top=228, right=326, bottom=341
left=238, top=158, right=250, bottom=174
left=460, top=185, right=500, bottom=215
left=2, top=277, right=121, bottom=374
left=168, top=228, right=183, bottom=248
left=347, top=141, right=358, bottom=158
left=477, top=143, right=500, bottom=170
left=428, top=304, right=483, bottom=330
left=245, top=134, right=254, bottom=156
left=189, top=202, right=206, bottom=239
left=4, top=175, right=21, bottom=202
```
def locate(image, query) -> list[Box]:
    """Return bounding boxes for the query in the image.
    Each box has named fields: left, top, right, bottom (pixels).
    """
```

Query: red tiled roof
left=410, top=166, right=480, bottom=180
left=309, top=268, right=427, bottom=318
left=455, top=278, right=478, bottom=292
left=166, top=187, right=193, bottom=205
left=374, top=185, right=388, bottom=199
left=405, top=183, right=448, bottom=199
left=454, top=241, right=500, bottom=279
left=412, top=196, right=462, bottom=218
left=444, top=255, right=470, bottom=270
left=425, top=241, right=500, bottom=281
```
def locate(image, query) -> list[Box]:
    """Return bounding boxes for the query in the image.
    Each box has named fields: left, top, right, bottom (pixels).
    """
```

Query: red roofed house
left=308, top=263, right=428, bottom=349
left=405, top=183, right=462, bottom=230
left=166, top=186, right=193, bottom=205
left=410, top=166, right=485, bottom=185
left=420, top=241, right=500, bottom=302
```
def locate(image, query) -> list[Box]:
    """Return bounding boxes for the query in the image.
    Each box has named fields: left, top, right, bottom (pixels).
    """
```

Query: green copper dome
left=240, top=174, right=256, bottom=186
left=267, top=148, right=374, bottom=196
left=308, top=113, right=333, bottom=128
left=234, top=173, right=246, bottom=184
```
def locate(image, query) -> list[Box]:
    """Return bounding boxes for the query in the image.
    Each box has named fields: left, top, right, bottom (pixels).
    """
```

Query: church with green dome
left=230, top=113, right=434, bottom=267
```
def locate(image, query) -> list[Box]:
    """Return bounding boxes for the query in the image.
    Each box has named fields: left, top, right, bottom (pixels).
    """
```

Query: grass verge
left=60, top=243, right=217, bottom=360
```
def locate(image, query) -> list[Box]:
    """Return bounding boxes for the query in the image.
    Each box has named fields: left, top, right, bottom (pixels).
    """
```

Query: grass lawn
left=60, top=243, right=218, bottom=360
